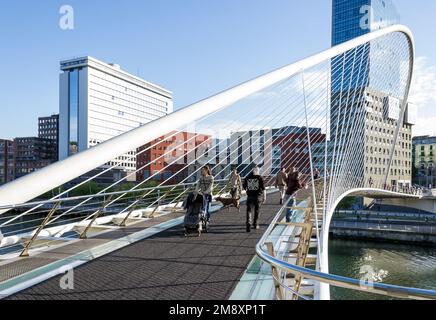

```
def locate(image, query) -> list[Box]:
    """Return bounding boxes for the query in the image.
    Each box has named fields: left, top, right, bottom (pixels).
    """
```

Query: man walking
left=275, top=167, right=288, bottom=205
left=243, top=166, right=266, bottom=232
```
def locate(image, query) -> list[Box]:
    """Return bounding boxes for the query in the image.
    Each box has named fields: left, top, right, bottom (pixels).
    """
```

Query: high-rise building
left=363, top=88, right=413, bottom=186
left=331, top=0, right=400, bottom=92
left=330, top=0, right=412, bottom=188
left=330, top=88, right=413, bottom=187
left=38, top=114, right=59, bottom=159
left=59, top=56, right=173, bottom=178
left=0, top=139, right=15, bottom=185
left=412, top=136, right=436, bottom=187
left=332, top=0, right=400, bottom=46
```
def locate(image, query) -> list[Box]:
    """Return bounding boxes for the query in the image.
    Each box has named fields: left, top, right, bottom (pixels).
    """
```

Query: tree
left=70, top=181, right=103, bottom=197
left=337, top=196, right=358, bottom=210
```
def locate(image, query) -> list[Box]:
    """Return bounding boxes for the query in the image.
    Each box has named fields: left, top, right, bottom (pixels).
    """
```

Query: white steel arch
left=0, top=25, right=414, bottom=211
left=0, top=25, right=416, bottom=300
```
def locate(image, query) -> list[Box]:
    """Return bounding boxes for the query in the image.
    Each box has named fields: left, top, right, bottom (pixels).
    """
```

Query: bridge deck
left=7, top=194, right=281, bottom=300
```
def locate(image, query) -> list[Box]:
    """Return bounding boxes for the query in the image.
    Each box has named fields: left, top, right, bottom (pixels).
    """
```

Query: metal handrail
left=0, top=180, right=231, bottom=211
left=256, top=191, right=436, bottom=300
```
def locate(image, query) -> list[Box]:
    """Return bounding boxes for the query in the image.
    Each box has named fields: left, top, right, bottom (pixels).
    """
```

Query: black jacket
left=243, top=173, right=265, bottom=199
left=286, top=172, right=304, bottom=196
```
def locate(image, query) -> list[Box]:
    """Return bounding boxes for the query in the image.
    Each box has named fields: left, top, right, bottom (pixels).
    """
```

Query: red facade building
left=272, top=127, right=326, bottom=174
left=136, top=131, right=211, bottom=184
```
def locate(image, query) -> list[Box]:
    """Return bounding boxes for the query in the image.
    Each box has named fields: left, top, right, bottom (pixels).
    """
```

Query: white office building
left=59, top=56, right=173, bottom=176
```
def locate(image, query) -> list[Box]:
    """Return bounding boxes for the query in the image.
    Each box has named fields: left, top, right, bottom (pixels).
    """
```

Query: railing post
left=120, top=204, right=138, bottom=227
left=20, top=202, right=61, bottom=257
left=80, top=195, right=114, bottom=239
left=265, top=242, right=284, bottom=300
left=151, top=188, right=168, bottom=218
left=119, top=190, right=151, bottom=227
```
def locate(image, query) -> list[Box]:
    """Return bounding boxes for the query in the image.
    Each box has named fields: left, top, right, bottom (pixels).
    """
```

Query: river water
left=329, top=238, right=436, bottom=300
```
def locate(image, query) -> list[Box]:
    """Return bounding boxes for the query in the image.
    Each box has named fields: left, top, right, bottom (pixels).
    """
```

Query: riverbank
left=331, top=210, right=436, bottom=245
left=330, top=220, right=436, bottom=245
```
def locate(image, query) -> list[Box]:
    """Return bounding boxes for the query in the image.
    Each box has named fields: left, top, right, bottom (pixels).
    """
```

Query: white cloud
left=409, top=56, right=436, bottom=136
left=412, top=116, right=436, bottom=136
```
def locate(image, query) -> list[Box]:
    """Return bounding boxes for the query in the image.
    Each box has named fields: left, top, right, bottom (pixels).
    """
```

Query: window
left=69, top=69, right=79, bottom=156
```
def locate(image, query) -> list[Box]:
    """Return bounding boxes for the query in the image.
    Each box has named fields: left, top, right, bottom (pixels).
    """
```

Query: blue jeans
left=285, top=195, right=295, bottom=223
left=203, top=194, right=211, bottom=221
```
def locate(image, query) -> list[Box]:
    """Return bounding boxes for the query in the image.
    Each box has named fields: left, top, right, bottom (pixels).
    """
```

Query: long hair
left=203, top=165, right=212, bottom=176
left=291, top=170, right=300, bottom=180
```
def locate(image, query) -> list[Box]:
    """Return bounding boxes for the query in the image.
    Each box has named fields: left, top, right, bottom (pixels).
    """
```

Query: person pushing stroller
left=194, top=165, right=214, bottom=223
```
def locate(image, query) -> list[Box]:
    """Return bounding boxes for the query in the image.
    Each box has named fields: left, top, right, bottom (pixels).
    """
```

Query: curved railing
left=255, top=186, right=436, bottom=300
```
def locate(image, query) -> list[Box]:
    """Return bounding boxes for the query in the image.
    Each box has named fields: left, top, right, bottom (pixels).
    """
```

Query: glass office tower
left=331, top=0, right=400, bottom=92
left=332, top=0, right=399, bottom=46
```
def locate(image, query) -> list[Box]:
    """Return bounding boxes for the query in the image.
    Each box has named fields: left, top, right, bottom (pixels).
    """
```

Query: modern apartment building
left=38, top=114, right=59, bottom=141
left=59, top=56, right=173, bottom=178
left=134, top=124, right=329, bottom=185
left=227, top=126, right=325, bottom=178
left=0, top=139, right=15, bottom=185
left=1, top=137, right=58, bottom=183
left=229, top=130, right=272, bottom=177
left=38, top=114, right=59, bottom=159
left=365, top=88, right=413, bottom=186
left=412, top=135, right=436, bottom=187
left=14, top=137, right=58, bottom=179
left=271, top=127, right=326, bottom=176
left=136, top=132, right=213, bottom=184
left=332, top=88, right=414, bottom=187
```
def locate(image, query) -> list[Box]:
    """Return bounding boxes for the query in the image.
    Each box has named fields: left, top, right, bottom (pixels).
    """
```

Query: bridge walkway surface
left=7, top=193, right=281, bottom=300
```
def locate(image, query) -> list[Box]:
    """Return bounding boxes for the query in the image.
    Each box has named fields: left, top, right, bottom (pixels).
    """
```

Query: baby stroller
left=183, top=192, right=208, bottom=237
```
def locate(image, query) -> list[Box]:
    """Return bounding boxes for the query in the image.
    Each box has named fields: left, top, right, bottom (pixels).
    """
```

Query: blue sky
left=1, top=0, right=435, bottom=139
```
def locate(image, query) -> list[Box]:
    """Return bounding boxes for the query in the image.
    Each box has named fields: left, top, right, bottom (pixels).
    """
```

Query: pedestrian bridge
left=0, top=24, right=435, bottom=300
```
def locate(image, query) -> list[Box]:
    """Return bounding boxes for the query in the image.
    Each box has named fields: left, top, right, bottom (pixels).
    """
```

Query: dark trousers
left=246, top=196, right=261, bottom=226
left=230, top=188, right=237, bottom=199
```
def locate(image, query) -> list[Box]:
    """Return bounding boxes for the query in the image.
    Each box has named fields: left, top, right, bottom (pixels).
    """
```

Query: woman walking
left=227, top=168, right=242, bottom=199
left=195, top=165, right=215, bottom=222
